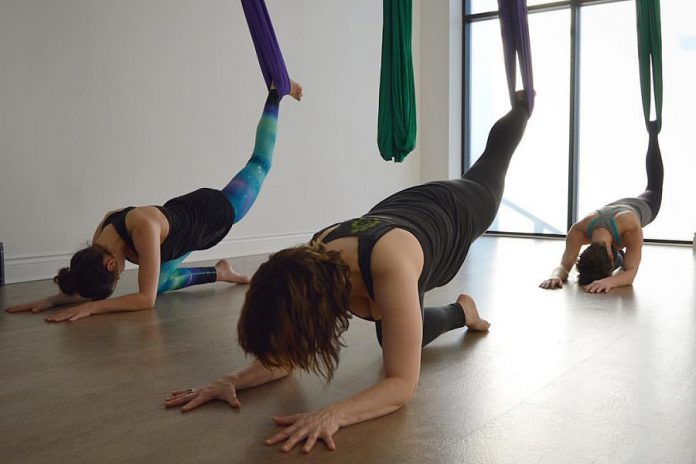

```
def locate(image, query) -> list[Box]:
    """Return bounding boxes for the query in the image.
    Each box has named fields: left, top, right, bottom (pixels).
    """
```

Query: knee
left=157, top=276, right=173, bottom=295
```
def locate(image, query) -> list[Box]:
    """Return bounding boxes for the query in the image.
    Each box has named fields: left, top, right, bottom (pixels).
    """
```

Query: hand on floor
left=539, top=277, right=564, bottom=289
left=584, top=279, right=613, bottom=293
left=4, top=298, right=54, bottom=313
left=44, top=303, right=94, bottom=322
left=164, top=377, right=241, bottom=412
left=265, top=407, right=339, bottom=454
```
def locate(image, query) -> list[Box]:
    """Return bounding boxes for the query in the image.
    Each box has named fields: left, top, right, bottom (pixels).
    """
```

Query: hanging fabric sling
left=377, top=0, right=417, bottom=163
left=241, top=0, right=291, bottom=96
left=635, top=0, right=663, bottom=133
left=497, top=0, right=535, bottom=113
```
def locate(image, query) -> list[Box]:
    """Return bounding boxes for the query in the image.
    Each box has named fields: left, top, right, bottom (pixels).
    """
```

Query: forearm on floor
left=329, top=377, right=415, bottom=428
left=604, top=269, right=638, bottom=288
left=90, top=292, right=156, bottom=315
left=50, top=293, right=89, bottom=307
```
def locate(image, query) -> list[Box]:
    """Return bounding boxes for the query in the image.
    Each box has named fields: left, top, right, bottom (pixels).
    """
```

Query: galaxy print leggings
left=157, top=91, right=281, bottom=294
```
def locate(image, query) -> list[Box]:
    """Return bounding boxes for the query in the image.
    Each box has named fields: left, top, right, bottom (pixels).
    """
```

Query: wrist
left=326, top=403, right=348, bottom=427
left=87, top=301, right=106, bottom=315
left=552, top=267, right=568, bottom=280
left=223, top=373, right=240, bottom=387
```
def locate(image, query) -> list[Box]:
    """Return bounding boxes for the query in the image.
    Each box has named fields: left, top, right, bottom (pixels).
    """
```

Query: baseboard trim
left=3, top=231, right=313, bottom=284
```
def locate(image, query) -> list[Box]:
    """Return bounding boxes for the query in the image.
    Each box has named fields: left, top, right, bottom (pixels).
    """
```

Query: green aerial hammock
left=636, top=0, right=663, bottom=133
left=377, top=0, right=417, bottom=163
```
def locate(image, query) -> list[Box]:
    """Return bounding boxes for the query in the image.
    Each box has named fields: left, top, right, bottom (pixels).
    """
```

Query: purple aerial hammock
left=241, top=0, right=291, bottom=96
left=497, top=0, right=535, bottom=114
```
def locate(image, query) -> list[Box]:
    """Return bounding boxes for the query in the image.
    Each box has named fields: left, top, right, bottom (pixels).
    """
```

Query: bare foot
left=456, top=294, right=490, bottom=332
left=514, top=89, right=535, bottom=115
left=515, top=89, right=536, bottom=101
left=214, top=260, right=250, bottom=284
left=289, top=80, right=303, bottom=101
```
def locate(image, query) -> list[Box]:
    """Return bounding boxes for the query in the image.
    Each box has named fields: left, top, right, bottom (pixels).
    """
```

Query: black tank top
left=314, top=180, right=479, bottom=305
left=315, top=216, right=406, bottom=302
left=102, top=188, right=235, bottom=263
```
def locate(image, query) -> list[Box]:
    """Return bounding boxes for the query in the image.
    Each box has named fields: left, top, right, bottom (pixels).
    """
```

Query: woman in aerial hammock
left=165, top=91, right=530, bottom=453
left=540, top=0, right=664, bottom=293
left=540, top=122, right=663, bottom=293
left=4, top=81, right=303, bottom=322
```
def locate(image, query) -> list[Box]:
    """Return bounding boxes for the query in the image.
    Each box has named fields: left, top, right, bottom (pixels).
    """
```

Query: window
left=469, top=9, right=570, bottom=234
left=469, top=1, right=567, bottom=15
left=464, top=0, right=694, bottom=242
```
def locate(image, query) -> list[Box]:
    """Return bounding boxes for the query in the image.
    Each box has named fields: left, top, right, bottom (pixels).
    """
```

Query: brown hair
left=576, top=242, right=613, bottom=285
left=237, top=243, right=353, bottom=381
left=54, top=245, right=117, bottom=300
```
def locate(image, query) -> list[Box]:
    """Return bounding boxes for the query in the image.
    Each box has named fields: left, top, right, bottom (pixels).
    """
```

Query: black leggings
left=375, top=102, right=529, bottom=347
left=421, top=101, right=530, bottom=242
left=376, top=302, right=466, bottom=348
left=464, top=102, right=530, bottom=202
left=637, top=122, right=663, bottom=219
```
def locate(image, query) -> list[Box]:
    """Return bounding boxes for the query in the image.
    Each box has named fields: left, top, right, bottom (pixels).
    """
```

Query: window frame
left=462, top=0, right=690, bottom=245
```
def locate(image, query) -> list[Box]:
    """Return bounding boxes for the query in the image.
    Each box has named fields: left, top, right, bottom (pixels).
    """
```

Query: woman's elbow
left=621, top=268, right=639, bottom=284
left=141, top=294, right=157, bottom=309
left=395, top=379, right=418, bottom=405
left=407, top=383, right=419, bottom=401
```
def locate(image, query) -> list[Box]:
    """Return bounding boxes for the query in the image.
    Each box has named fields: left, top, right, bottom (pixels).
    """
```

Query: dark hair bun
left=54, top=267, right=77, bottom=295
left=54, top=246, right=117, bottom=300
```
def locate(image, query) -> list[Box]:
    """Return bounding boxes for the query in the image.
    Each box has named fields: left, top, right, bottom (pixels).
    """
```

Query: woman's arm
left=8, top=209, right=127, bottom=315
left=540, top=226, right=585, bottom=289
left=266, top=236, right=424, bottom=453
left=45, top=212, right=163, bottom=322
left=165, top=359, right=291, bottom=411
left=584, top=228, right=643, bottom=293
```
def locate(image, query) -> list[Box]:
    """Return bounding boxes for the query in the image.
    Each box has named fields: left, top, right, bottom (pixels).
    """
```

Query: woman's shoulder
left=570, top=215, right=595, bottom=233
left=127, top=205, right=166, bottom=222
left=371, top=228, right=423, bottom=277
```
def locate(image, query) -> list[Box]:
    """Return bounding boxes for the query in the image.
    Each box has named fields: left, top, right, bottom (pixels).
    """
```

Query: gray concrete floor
left=1, top=236, right=695, bottom=464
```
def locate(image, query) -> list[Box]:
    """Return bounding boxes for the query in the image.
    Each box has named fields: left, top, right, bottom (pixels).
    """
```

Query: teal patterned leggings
left=157, top=91, right=281, bottom=295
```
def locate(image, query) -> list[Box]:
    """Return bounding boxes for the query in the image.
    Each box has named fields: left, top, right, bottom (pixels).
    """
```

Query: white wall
left=419, top=0, right=462, bottom=183
left=0, top=0, right=461, bottom=284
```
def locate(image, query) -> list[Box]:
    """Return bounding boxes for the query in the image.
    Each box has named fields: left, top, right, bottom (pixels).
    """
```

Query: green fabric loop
left=378, top=0, right=417, bottom=163
left=636, top=0, right=663, bottom=132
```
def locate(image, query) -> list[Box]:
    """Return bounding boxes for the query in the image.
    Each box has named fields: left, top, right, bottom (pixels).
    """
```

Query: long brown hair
left=237, top=243, right=353, bottom=381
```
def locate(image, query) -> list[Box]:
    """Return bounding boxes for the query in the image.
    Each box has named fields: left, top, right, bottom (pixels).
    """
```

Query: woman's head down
left=54, top=245, right=118, bottom=300
left=576, top=242, right=613, bottom=285
left=238, top=243, right=353, bottom=381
